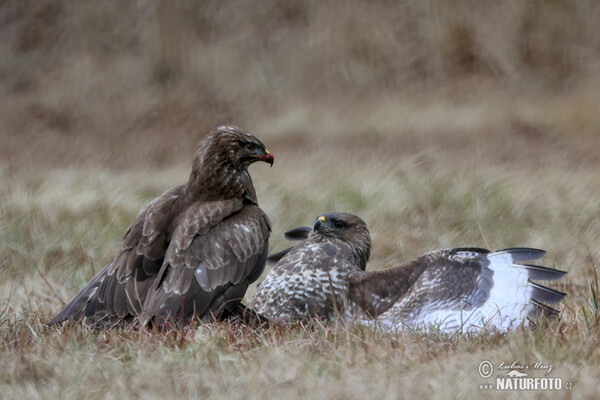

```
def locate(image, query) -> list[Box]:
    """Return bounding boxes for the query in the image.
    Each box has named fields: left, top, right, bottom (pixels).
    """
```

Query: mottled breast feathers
left=250, top=212, right=371, bottom=322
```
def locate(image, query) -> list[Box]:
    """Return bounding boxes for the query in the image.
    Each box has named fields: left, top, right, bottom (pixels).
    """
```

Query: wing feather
left=49, top=186, right=185, bottom=325
left=348, top=249, right=482, bottom=318
left=284, top=226, right=312, bottom=240
left=140, top=204, right=270, bottom=325
left=365, top=247, right=567, bottom=333
left=528, top=281, right=567, bottom=304
left=515, top=264, right=567, bottom=281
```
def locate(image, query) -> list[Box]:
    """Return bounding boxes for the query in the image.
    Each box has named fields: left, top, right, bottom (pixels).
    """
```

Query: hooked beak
left=313, top=215, right=326, bottom=232
left=260, top=149, right=274, bottom=167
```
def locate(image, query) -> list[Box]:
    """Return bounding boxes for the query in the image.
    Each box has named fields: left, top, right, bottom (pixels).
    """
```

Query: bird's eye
left=333, top=220, right=345, bottom=229
left=245, top=143, right=256, bottom=152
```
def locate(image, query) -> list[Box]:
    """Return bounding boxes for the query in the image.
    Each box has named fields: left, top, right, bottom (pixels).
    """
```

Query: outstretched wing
left=49, top=186, right=184, bottom=326
left=369, top=247, right=566, bottom=333
left=347, top=248, right=489, bottom=320
left=140, top=202, right=270, bottom=327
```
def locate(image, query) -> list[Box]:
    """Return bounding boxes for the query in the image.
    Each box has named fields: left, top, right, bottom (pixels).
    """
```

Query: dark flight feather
left=515, top=264, right=567, bottom=281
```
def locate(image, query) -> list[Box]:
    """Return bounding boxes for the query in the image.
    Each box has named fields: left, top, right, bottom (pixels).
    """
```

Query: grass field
left=1, top=1, right=600, bottom=398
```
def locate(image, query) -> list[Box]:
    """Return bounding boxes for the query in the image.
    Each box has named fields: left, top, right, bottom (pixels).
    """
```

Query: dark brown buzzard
left=249, top=212, right=371, bottom=322
left=50, top=126, right=274, bottom=328
left=260, top=213, right=567, bottom=333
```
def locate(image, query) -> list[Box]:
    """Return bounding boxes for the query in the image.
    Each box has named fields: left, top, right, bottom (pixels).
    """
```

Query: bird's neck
left=187, top=160, right=257, bottom=204
left=314, top=235, right=369, bottom=271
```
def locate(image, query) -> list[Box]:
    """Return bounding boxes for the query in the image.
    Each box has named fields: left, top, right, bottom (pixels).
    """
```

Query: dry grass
left=1, top=1, right=600, bottom=399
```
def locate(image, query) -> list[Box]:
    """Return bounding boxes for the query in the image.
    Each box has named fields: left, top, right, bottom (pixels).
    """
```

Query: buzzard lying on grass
left=50, top=126, right=273, bottom=328
left=259, top=213, right=567, bottom=333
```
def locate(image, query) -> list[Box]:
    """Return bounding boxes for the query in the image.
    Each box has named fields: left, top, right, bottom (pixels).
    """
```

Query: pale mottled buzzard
left=50, top=126, right=274, bottom=328
left=249, top=212, right=371, bottom=322
left=262, top=214, right=567, bottom=332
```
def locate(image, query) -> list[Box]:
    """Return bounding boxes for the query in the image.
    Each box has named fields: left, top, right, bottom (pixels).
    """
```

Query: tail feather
left=48, top=262, right=112, bottom=325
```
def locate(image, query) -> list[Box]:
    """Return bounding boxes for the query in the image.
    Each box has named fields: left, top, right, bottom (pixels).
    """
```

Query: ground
left=1, top=1, right=599, bottom=399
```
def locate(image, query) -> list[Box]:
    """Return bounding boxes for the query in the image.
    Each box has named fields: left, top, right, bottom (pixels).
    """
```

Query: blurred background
left=2, top=2, right=600, bottom=397
left=2, top=0, right=600, bottom=168
left=1, top=0, right=599, bottom=297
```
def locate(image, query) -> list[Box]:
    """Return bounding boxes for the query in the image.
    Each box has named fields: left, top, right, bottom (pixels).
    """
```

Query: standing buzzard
left=50, top=126, right=274, bottom=328
left=260, top=213, right=567, bottom=333
left=249, top=212, right=371, bottom=322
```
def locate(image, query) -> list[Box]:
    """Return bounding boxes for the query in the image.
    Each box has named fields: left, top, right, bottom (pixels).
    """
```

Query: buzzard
left=249, top=212, right=371, bottom=322
left=261, top=213, right=567, bottom=333
left=50, top=126, right=274, bottom=328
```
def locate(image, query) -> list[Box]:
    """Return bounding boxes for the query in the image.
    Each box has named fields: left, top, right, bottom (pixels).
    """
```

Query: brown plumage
left=249, top=213, right=371, bottom=322
left=348, top=247, right=566, bottom=333
left=262, top=214, right=567, bottom=332
left=50, top=126, right=274, bottom=328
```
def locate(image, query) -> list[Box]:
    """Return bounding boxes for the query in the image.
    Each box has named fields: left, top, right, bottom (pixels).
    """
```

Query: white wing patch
left=360, top=250, right=538, bottom=334
left=452, top=250, right=483, bottom=260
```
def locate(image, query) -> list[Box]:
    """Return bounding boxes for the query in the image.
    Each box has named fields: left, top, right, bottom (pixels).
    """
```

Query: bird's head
left=188, top=126, right=274, bottom=203
left=195, top=125, right=274, bottom=171
left=313, top=212, right=371, bottom=270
